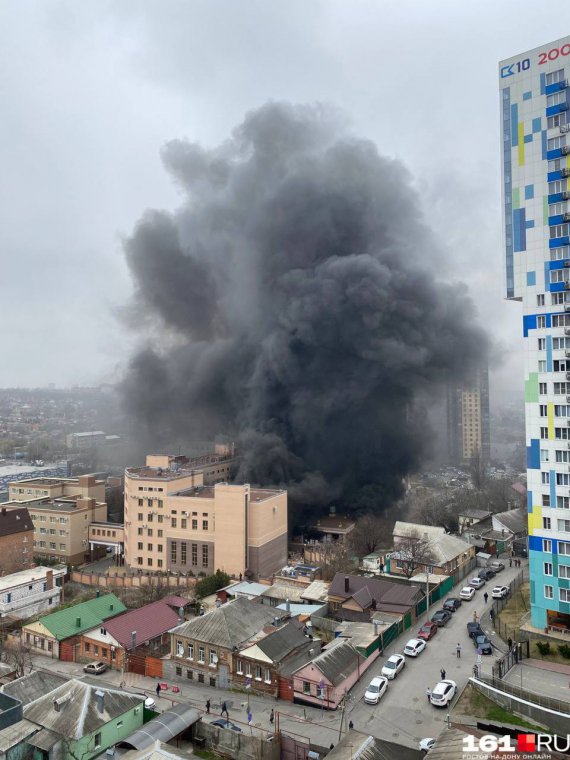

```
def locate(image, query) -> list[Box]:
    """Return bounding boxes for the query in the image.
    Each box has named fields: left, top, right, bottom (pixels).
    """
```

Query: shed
left=118, top=704, right=200, bottom=750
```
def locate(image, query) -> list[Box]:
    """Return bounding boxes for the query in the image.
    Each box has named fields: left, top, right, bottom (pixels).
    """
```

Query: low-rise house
left=0, top=566, right=65, bottom=621
left=232, top=621, right=315, bottom=696
left=167, top=596, right=287, bottom=688
left=0, top=508, right=34, bottom=576
left=24, top=680, right=145, bottom=760
left=327, top=729, right=424, bottom=760
left=21, top=593, right=126, bottom=659
left=216, top=581, right=268, bottom=604
left=328, top=573, right=422, bottom=623
left=291, top=639, right=363, bottom=709
left=2, top=672, right=68, bottom=705
left=391, top=522, right=475, bottom=578
left=457, top=509, right=492, bottom=534
left=311, top=514, right=355, bottom=543
left=79, top=599, right=183, bottom=675
left=300, top=580, right=329, bottom=605
left=361, top=552, right=384, bottom=573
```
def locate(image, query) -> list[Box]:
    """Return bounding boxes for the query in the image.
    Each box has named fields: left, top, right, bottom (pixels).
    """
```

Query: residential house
left=461, top=506, right=527, bottom=557
left=0, top=567, right=65, bottom=621
left=78, top=599, right=183, bottom=675
left=327, top=729, right=424, bottom=760
left=327, top=573, right=423, bottom=624
left=216, top=581, right=268, bottom=604
left=361, top=553, right=384, bottom=573
left=117, top=704, right=200, bottom=751
left=311, top=514, right=355, bottom=543
left=21, top=593, right=126, bottom=659
left=166, top=596, right=287, bottom=688
left=2, top=672, right=68, bottom=705
left=291, top=639, right=364, bottom=709
left=0, top=508, right=34, bottom=576
left=391, top=522, right=475, bottom=579
left=232, top=621, right=316, bottom=696
left=299, top=580, right=329, bottom=605
left=457, top=509, right=492, bottom=535
left=24, top=680, right=144, bottom=760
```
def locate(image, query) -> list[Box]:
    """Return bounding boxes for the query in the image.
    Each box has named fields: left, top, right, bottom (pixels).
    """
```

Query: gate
left=128, top=653, right=146, bottom=675
left=60, top=639, right=77, bottom=662
left=492, top=640, right=530, bottom=679
left=218, top=664, right=229, bottom=689
left=146, top=657, right=163, bottom=679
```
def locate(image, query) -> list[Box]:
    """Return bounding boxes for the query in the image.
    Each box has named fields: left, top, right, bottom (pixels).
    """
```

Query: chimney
left=46, top=570, right=53, bottom=591
left=285, top=599, right=290, bottom=613
left=131, top=631, right=137, bottom=649
left=95, top=690, right=105, bottom=713
left=109, top=603, right=114, bottom=611
left=344, top=576, right=349, bottom=593
left=96, top=590, right=100, bottom=598
left=76, top=617, right=81, bottom=627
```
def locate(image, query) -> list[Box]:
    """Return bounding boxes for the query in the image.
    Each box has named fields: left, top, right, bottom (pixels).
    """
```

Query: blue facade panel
left=549, top=260, right=566, bottom=271
left=549, top=192, right=564, bottom=204
left=547, top=335, right=553, bottom=371
left=513, top=208, right=526, bottom=252
left=549, top=214, right=564, bottom=225
left=550, top=237, right=570, bottom=248
left=548, top=170, right=563, bottom=182
left=546, top=82, right=567, bottom=95
left=547, top=148, right=563, bottom=160
left=546, top=103, right=569, bottom=116
left=523, top=314, right=537, bottom=336
left=527, top=439, right=540, bottom=469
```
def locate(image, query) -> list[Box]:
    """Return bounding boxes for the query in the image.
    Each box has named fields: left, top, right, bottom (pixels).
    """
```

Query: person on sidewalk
left=456, top=643, right=462, bottom=658
left=484, top=592, right=488, bottom=605
left=349, top=720, right=354, bottom=729
left=473, top=610, right=478, bottom=623
left=269, top=709, right=274, bottom=725
left=156, top=682, right=161, bottom=698
left=490, top=608, right=495, bottom=623
left=206, top=699, right=211, bottom=715
left=440, top=668, right=446, bottom=680
left=508, top=637, right=513, bottom=650
left=426, top=688, right=432, bottom=702
left=221, top=701, right=229, bottom=719
left=509, top=558, right=512, bottom=567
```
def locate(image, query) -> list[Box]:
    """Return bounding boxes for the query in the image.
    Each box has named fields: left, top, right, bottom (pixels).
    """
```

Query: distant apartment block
left=0, top=507, right=34, bottom=575
left=124, top=453, right=287, bottom=578
left=447, top=363, right=491, bottom=465
left=66, top=431, right=107, bottom=450
left=5, top=475, right=107, bottom=565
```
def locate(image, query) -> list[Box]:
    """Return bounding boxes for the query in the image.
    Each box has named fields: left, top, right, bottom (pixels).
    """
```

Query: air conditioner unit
left=566, top=395, right=570, bottom=402
left=561, top=124, right=570, bottom=134
left=562, top=145, right=570, bottom=155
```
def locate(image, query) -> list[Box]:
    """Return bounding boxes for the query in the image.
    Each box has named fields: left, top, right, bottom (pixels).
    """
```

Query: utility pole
left=338, top=693, right=346, bottom=742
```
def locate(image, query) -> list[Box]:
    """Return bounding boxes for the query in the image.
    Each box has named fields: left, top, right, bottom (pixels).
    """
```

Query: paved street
left=30, top=561, right=527, bottom=750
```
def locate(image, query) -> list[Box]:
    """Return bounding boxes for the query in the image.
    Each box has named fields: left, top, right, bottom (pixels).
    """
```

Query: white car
left=364, top=676, right=388, bottom=704
left=403, top=638, right=426, bottom=657
left=469, top=577, right=485, bottom=589
left=419, top=738, right=436, bottom=753
left=144, top=697, right=156, bottom=710
left=459, top=586, right=476, bottom=600
left=492, top=585, right=509, bottom=599
left=430, top=679, right=457, bottom=707
left=381, top=654, right=405, bottom=680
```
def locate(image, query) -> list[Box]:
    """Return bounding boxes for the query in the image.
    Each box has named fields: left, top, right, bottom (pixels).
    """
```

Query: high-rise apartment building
left=447, top=365, right=490, bottom=465
left=500, top=36, right=570, bottom=629
left=124, top=455, right=288, bottom=579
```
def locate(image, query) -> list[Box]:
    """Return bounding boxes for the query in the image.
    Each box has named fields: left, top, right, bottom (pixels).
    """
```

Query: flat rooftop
left=0, top=565, right=66, bottom=591
left=173, top=486, right=284, bottom=500
left=126, top=453, right=235, bottom=481
left=5, top=497, right=101, bottom=512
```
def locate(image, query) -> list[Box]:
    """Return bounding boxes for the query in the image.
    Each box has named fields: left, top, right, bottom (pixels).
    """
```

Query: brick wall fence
left=70, top=570, right=197, bottom=591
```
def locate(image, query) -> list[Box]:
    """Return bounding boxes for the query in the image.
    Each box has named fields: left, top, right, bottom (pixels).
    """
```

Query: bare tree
left=317, top=542, right=357, bottom=582
left=348, top=514, right=392, bottom=557
left=4, top=636, right=33, bottom=678
left=469, top=449, right=488, bottom=492
left=393, top=529, right=437, bottom=579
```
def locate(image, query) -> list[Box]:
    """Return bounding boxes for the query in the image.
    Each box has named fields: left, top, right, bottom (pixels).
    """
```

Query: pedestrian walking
left=349, top=720, right=354, bottom=729
left=490, top=608, right=495, bottom=623
left=156, top=682, right=161, bottom=698
left=509, top=558, right=512, bottom=567
left=473, top=610, right=478, bottom=623
left=206, top=699, right=211, bottom=715
left=473, top=665, right=479, bottom=677
left=456, top=643, right=462, bottom=658
left=221, top=701, right=229, bottom=719
left=507, top=637, right=513, bottom=650
left=484, top=592, right=488, bottom=605
left=426, top=688, right=432, bottom=702
left=440, top=668, right=446, bottom=680
left=269, top=709, right=274, bottom=725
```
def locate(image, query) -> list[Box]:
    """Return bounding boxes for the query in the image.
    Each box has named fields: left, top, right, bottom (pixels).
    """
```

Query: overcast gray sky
left=0, top=0, right=565, bottom=402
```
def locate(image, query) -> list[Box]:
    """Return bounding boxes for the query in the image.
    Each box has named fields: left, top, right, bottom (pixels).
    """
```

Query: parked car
left=492, top=585, right=509, bottom=599
left=443, top=598, right=462, bottom=612
left=381, top=654, right=406, bottom=680
left=459, top=586, right=476, bottom=601
left=144, top=697, right=156, bottom=710
left=417, top=621, right=438, bottom=640
left=431, top=609, right=452, bottom=626
left=469, top=577, right=485, bottom=589
left=403, top=638, right=427, bottom=657
left=83, top=662, right=107, bottom=675
left=364, top=676, right=389, bottom=704
left=211, top=720, right=242, bottom=733
left=473, top=634, right=493, bottom=655
left=419, top=738, right=436, bottom=753
left=479, top=568, right=496, bottom=581
left=467, top=622, right=484, bottom=640
left=430, top=680, right=457, bottom=707
left=489, top=561, right=505, bottom=573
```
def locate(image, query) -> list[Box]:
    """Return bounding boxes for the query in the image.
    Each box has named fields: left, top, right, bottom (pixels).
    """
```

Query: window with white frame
left=198, top=647, right=205, bottom=663
left=550, top=202, right=568, bottom=216
left=558, top=518, right=570, bottom=532
left=557, top=449, right=570, bottom=462
left=538, top=294, right=546, bottom=306
left=209, top=650, right=217, bottom=667
left=547, top=69, right=565, bottom=85
left=542, top=471, right=550, bottom=484
left=540, top=405, right=548, bottom=418
left=548, top=112, right=568, bottom=129
left=255, top=665, right=262, bottom=680
left=187, top=643, right=193, bottom=660
left=543, top=539, right=553, bottom=552
left=540, top=383, right=548, bottom=395
left=551, top=270, right=568, bottom=283
left=541, top=448, right=550, bottom=461
left=557, top=473, right=570, bottom=485
left=561, top=588, right=570, bottom=602
left=544, top=517, right=552, bottom=530
left=560, top=565, right=570, bottom=579
left=555, top=427, right=569, bottom=439
left=177, top=641, right=183, bottom=656
left=265, top=668, right=271, bottom=684
left=555, top=405, right=570, bottom=417
left=538, top=315, right=547, bottom=328
left=560, top=541, right=570, bottom=554
left=245, top=662, right=251, bottom=677
left=236, top=660, right=243, bottom=675
left=545, top=562, right=553, bottom=576
left=551, top=224, right=570, bottom=239
left=553, top=338, right=570, bottom=349
left=555, top=382, right=569, bottom=394
left=549, top=136, right=567, bottom=151
left=541, top=427, right=549, bottom=439
left=539, top=360, right=547, bottom=372
left=548, top=91, right=566, bottom=107
left=545, top=585, right=554, bottom=599
left=539, top=338, right=546, bottom=350
left=550, top=180, right=568, bottom=194
left=543, top=494, right=551, bottom=507
left=558, top=496, right=570, bottom=509
left=552, top=245, right=570, bottom=260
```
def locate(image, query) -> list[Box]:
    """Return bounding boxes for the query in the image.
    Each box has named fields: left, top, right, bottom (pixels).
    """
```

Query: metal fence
left=490, top=569, right=529, bottom=642
left=474, top=673, right=570, bottom=715
left=492, top=640, right=530, bottom=679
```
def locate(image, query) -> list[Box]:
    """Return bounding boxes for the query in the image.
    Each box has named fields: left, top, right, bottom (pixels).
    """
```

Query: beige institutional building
left=124, top=455, right=288, bottom=579
left=5, top=475, right=107, bottom=565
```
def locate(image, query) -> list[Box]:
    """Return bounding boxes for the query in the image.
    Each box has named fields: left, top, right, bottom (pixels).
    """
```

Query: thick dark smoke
left=121, top=102, right=488, bottom=515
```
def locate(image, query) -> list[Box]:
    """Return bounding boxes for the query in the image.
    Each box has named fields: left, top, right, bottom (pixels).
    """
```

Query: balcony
left=562, top=168, right=570, bottom=178
left=563, top=146, right=570, bottom=156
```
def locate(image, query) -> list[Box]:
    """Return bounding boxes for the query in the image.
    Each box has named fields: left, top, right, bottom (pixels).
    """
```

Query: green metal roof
left=39, top=594, right=126, bottom=640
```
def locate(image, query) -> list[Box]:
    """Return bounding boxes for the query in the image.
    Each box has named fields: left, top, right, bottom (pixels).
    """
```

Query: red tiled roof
left=104, top=600, right=183, bottom=649
left=161, top=595, right=192, bottom=608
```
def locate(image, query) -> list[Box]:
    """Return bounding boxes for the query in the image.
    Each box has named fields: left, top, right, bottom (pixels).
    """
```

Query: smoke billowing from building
left=121, top=102, right=488, bottom=512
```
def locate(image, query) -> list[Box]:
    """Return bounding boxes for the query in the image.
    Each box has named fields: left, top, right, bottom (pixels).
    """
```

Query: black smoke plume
left=121, top=102, right=488, bottom=515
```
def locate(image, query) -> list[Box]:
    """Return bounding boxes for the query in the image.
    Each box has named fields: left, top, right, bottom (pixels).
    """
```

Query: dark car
left=467, top=622, right=484, bottom=640
left=473, top=634, right=493, bottom=655
left=478, top=568, right=496, bottom=581
left=443, top=598, right=462, bottom=613
left=211, top=720, right=242, bottom=733
left=417, top=621, right=438, bottom=641
left=431, top=609, right=452, bottom=627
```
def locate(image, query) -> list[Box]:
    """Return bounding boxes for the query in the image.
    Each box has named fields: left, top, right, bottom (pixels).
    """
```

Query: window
left=148, top=512, right=153, bottom=522
left=265, top=668, right=271, bottom=684
left=541, top=427, right=549, bottom=439
left=560, top=565, right=570, bottom=579
left=550, top=180, right=568, bottom=195
left=558, top=473, right=570, bottom=485
left=255, top=665, right=262, bottom=680
left=171, top=518, right=177, bottom=529
left=187, top=643, right=194, bottom=659
left=549, top=111, right=569, bottom=128
left=94, top=645, right=99, bottom=655
left=545, top=585, right=554, bottom=600
left=138, top=498, right=143, bottom=506
left=561, top=588, right=570, bottom=602
left=553, top=315, right=570, bottom=327
left=177, top=640, right=184, bottom=656
left=540, top=384, right=548, bottom=398
left=542, top=471, right=550, bottom=484
left=137, top=557, right=143, bottom=566
left=237, top=660, right=243, bottom=674
left=138, top=513, right=143, bottom=521
left=543, top=495, right=551, bottom=507
left=95, top=733, right=102, bottom=749
left=558, top=496, right=570, bottom=509
left=147, top=558, right=152, bottom=567
left=558, top=519, right=570, bottom=532
left=209, top=650, right=217, bottom=667
left=538, top=294, right=546, bottom=307
left=158, top=514, right=163, bottom=523
left=547, top=69, right=565, bottom=86
left=187, top=670, right=193, bottom=679
left=552, top=245, right=570, bottom=260
left=198, top=673, right=204, bottom=683
left=198, top=646, right=205, bottom=663
left=538, top=338, right=546, bottom=350
left=202, top=520, right=209, bottom=531
left=555, top=427, right=569, bottom=439
left=303, top=681, right=311, bottom=695
left=545, top=562, right=553, bottom=576
left=59, top=543, right=65, bottom=550
left=556, top=405, right=570, bottom=417
left=553, top=292, right=570, bottom=305
left=537, top=315, right=547, bottom=328
left=543, top=539, right=553, bottom=552
left=551, top=224, right=570, bottom=239
left=192, top=519, right=198, bottom=530
left=192, top=544, right=198, bottom=566
left=553, top=337, right=570, bottom=349
left=539, top=360, right=547, bottom=372
left=181, top=543, right=187, bottom=565
left=246, top=662, right=251, bottom=677
left=157, top=559, right=163, bottom=568
left=557, top=449, right=570, bottom=462
left=158, top=530, right=163, bottom=537
left=85, top=643, right=90, bottom=653
left=554, top=360, right=569, bottom=372
left=147, top=543, right=153, bottom=551
left=158, top=500, right=163, bottom=508
left=540, top=405, right=548, bottom=417
left=176, top=666, right=182, bottom=676
left=550, top=201, right=568, bottom=216
left=548, top=91, right=567, bottom=108
left=137, top=528, right=143, bottom=536
left=157, top=544, right=163, bottom=553
left=171, top=542, right=177, bottom=563
left=202, top=545, right=209, bottom=567
left=555, top=382, right=569, bottom=394
left=560, top=541, right=570, bottom=555
left=181, top=519, right=187, bottom=529
left=137, top=542, right=143, bottom=551
left=541, top=448, right=550, bottom=462
left=551, top=270, right=568, bottom=283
